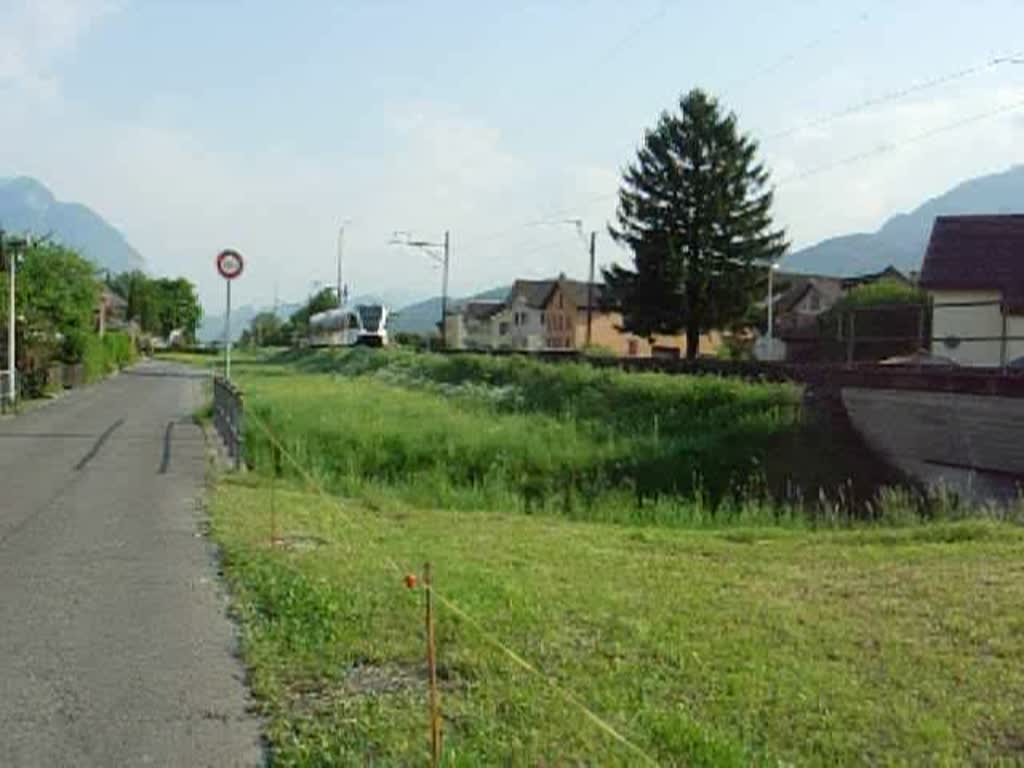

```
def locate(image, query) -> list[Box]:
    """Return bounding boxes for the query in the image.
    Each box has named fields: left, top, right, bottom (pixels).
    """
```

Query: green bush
left=82, top=331, right=137, bottom=382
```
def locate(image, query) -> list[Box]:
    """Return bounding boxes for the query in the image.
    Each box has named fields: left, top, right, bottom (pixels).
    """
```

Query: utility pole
left=586, top=231, right=596, bottom=347
left=389, top=230, right=451, bottom=348
left=441, top=230, right=450, bottom=349
left=336, top=219, right=354, bottom=306
left=339, top=227, right=348, bottom=305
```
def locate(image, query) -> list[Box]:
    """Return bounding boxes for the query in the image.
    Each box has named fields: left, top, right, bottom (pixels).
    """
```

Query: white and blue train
left=308, top=303, right=389, bottom=348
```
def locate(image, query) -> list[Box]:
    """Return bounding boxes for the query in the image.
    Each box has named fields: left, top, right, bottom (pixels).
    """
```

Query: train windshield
left=358, top=305, right=384, bottom=332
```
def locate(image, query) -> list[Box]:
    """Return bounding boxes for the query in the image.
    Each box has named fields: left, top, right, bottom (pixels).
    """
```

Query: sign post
left=216, top=249, right=245, bottom=380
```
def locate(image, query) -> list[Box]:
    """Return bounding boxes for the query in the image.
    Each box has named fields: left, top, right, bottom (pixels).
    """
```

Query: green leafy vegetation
left=186, top=350, right=1024, bottom=764
left=835, top=278, right=927, bottom=309
left=213, top=476, right=1024, bottom=766
left=108, top=270, right=203, bottom=342
left=822, top=279, right=930, bottom=362
left=82, top=331, right=137, bottom=382
left=238, top=349, right=805, bottom=522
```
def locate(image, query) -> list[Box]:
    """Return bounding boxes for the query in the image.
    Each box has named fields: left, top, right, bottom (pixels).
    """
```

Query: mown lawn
left=212, top=475, right=1024, bottom=766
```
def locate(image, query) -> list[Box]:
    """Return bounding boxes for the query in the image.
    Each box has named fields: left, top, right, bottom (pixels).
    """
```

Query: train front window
left=358, top=305, right=383, bottom=332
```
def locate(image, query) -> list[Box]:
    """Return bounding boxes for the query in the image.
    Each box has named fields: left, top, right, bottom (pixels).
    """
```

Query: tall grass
left=235, top=347, right=1022, bottom=527
left=83, top=331, right=138, bottom=382
left=240, top=351, right=809, bottom=525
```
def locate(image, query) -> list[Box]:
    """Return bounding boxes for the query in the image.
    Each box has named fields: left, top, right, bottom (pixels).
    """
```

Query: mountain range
left=389, top=286, right=511, bottom=335
left=0, top=177, right=145, bottom=274
left=9, top=164, right=1024, bottom=338
left=783, top=164, right=1024, bottom=275
left=389, top=165, right=1024, bottom=334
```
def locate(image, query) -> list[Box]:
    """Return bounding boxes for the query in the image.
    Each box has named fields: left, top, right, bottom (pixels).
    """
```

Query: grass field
left=178, top=349, right=1024, bottom=764
left=214, top=475, right=1024, bottom=766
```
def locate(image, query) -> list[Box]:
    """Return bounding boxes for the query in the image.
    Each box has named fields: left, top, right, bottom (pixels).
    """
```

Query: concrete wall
left=843, top=386, right=1024, bottom=502
left=930, top=289, right=1003, bottom=366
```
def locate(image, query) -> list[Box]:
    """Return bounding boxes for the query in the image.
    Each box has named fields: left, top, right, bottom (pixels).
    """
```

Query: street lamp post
left=1, top=232, right=28, bottom=408
left=767, top=262, right=779, bottom=343
left=390, top=230, right=451, bottom=348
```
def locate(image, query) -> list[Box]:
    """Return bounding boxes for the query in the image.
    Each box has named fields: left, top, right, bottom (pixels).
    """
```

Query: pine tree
left=604, top=89, right=787, bottom=359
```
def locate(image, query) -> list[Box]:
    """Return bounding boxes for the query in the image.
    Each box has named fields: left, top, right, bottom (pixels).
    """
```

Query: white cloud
left=766, top=83, right=1024, bottom=248
left=0, top=0, right=120, bottom=100
left=2, top=2, right=1023, bottom=317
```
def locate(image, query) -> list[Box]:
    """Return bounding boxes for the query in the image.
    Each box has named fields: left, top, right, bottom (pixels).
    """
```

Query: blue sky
left=2, top=1, right=1023, bottom=312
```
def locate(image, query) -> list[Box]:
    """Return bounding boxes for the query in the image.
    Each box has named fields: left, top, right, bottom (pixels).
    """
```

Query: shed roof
left=920, top=215, right=1024, bottom=308
left=508, top=279, right=556, bottom=309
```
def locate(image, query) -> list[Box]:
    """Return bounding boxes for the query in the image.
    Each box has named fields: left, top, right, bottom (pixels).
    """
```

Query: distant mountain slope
left=391, top=286, right=511, bottom=335
left=785, top=165, right=1024, bottom=276
left=198, top=302, right=301, bottom=344
left=0, top=176, right=145, bottom=274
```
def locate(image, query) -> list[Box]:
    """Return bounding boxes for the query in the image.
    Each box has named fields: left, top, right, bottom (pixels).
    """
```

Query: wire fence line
left=241, top=407, right=662, bottom=766
left=832, top=299, right=1024, bottom=369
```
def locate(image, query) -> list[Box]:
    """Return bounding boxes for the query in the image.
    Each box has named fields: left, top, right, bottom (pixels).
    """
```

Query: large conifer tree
left=604, top=89, right=787, bottom=358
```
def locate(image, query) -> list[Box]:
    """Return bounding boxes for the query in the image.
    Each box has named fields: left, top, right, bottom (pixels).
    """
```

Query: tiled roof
left=557, top=279, right=605, bottom=310
left=920, top=215, right=1024, bottom=307
left=508, top=279, right=557, bottom=309
left=462, top=300, right=504, bottom=321
left=774, top=275, right=842, bottom=315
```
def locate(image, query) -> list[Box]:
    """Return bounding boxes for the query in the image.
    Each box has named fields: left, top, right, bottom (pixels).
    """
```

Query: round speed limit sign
left=216, top=249, right=244, bottom=280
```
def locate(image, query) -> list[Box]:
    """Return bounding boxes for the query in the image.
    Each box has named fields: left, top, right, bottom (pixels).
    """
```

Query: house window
left=628, top=339, right=639, bottom=357
left=499, top=322, right=509, bottom=335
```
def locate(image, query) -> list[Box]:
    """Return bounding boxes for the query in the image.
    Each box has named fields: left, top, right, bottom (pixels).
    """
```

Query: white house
left=500, top=279, right=549, bottom=351
left=444, top=300, right=505, bottom=350
left=920, top=215, right=1024, bottom=367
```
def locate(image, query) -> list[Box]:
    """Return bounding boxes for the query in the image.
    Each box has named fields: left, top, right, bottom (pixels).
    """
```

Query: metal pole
left=225, top=279, right=232, bottom=381
left=337, top=225, right=344, bottom=305
left=846, top=310, right=856, bottom=367
left=586, top=231, right=596, bottom=347
left=1001, top=308, right=1009, bottom=370
left=766, top=264, right=774, bottom=342
left=8, top=236, right=16, bottom=406
left=441, top=231, right=450, bottom=349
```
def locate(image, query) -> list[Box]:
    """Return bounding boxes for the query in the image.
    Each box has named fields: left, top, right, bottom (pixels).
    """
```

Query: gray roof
left=920, top=215, right=1024, bottom=308
left=507, top=277, right=605, bottom=310
left=462, top=300, right=505, bottom=321
left=508, top=279, right=557, bottom=309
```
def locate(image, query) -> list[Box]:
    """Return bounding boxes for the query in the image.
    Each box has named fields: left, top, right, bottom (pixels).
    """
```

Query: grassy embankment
left=184, top=349, right=1024, bottom=765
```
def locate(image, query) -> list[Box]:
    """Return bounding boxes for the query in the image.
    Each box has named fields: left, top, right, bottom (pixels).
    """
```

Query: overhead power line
left=764, top=53, right=1024, bottom=142
left=777, top=95, right=1024, bottom=186
left=459, top=91, right=1024, bottom=250
left=720, top=7, right=872, bottom=97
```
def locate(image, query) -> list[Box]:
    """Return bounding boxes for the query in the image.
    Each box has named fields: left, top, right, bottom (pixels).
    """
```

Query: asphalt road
left=0, top=360, right=262, bottom=767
